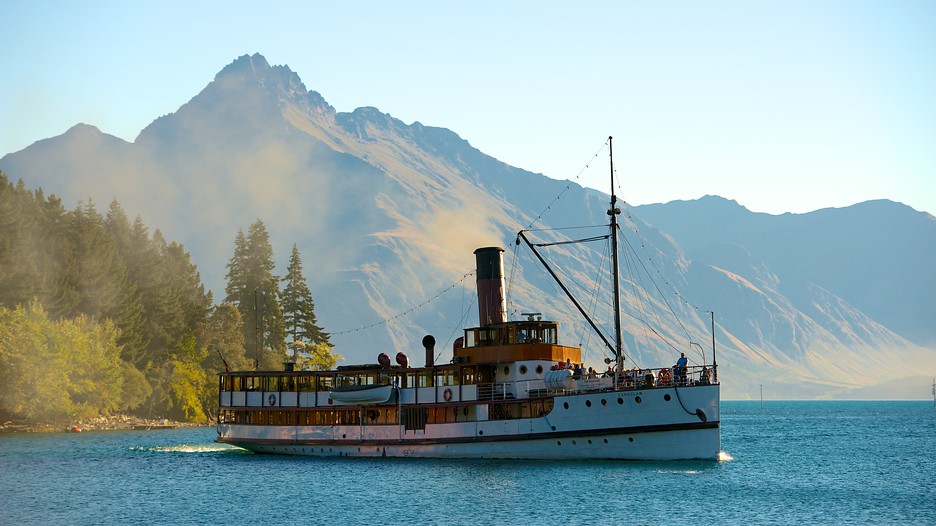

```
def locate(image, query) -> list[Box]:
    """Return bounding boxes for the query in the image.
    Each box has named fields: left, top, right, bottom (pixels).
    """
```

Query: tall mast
left=608, top=136, right=624, bottom=372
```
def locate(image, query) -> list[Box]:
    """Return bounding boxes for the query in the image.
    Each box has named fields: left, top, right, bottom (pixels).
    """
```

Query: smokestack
left=423, top=335, right=436, bottom=368
left=475, top=247, right=506, bottom=327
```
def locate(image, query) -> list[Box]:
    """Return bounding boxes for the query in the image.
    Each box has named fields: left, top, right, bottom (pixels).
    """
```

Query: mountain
left=2, top=53, right=934, bottom=399
left=636, top=196, right=936, bottom=347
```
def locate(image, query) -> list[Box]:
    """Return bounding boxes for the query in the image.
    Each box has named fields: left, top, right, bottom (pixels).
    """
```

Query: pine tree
left=105, top=200, right=146, bottom=359
left=224, top=219, right=285, bottom=369
left=280, top=244, right=330, bottom=362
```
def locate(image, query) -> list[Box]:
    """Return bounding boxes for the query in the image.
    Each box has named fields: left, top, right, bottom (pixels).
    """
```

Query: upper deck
left=455, top=318, right=581, bottom=364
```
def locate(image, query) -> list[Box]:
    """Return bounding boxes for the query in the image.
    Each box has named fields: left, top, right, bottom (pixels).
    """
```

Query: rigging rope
left=524, top=141, right=610, bottom=230
left=331, top=271, right=476, bottom=336
left=620, top=202, right=713, bottom=315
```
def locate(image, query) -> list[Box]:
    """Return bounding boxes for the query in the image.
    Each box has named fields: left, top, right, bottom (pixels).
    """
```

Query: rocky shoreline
left=1, top=414, right=209, bottom=433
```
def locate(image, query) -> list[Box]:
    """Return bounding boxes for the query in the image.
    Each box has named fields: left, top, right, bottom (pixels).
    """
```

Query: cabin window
left=460, top=366, right=476, bottom=385
left=297, top=376, right=314, bottom=392
left=418, top=371, right=434, bottom=387
left=317, top=376, right=335, bottom=391
left=436, top=369, right=457, bottom=387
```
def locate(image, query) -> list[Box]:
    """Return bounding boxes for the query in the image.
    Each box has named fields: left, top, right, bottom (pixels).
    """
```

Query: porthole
left=664, top=394, right=671, bottom=401
left=601, top=399, right=607, bottom=406
left=519, top=365, right=528, bottom=375
left=603, top=439, right=608, bottom=444
left=563, top=402, right=570, bottom=410
left=557, top=441, right=562, bottom=446
left=617, top=398, right=624, bottom=405
left=503, top=366, right=510, bottom=375
left=585, top=400, right=592, bottom=407
left=635, top=396, right=642, bottom=404
left=342, top=434, right=346, bottom=438
left=628, top=437, right=634, bottom=442
left=572, top=440, right=577, bottom=445
left=551, top=426, right=557, bottom=431
left=588, top=440, right=592, bottom=445
left=535, top=365, right=544, bottom=375
left=479, top=430, right=484, bottom=436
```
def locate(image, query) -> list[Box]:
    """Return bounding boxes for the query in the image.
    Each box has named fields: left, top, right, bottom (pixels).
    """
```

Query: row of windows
left=218, top=399, right=555, bottom=427
left=464, top=321, right=559, bottom=347
left=221, top=366, right=486, bottom=393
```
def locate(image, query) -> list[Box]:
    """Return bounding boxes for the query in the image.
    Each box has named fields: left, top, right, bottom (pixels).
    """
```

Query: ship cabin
left=455, top=316, right=580, bottom=365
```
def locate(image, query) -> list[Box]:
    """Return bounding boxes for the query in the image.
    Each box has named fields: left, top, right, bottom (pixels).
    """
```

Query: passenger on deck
left=676, top=353, right=688, bottom=384
left=624, top=368, right=635, bottom=385
left=572, top=363, right=582, bottom=379
left=643, top=370, right=655, bottom=387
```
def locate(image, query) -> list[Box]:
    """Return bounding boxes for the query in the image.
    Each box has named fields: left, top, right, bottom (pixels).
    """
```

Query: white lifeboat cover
left=544, top=369, right=574, bottom=390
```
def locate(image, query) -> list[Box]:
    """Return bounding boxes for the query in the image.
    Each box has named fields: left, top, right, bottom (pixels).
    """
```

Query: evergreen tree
left=105, top=200, right=146, bottom=358
left=224, top=219, right=285, bottom=369
left=280, top=244, right=330, bottom=361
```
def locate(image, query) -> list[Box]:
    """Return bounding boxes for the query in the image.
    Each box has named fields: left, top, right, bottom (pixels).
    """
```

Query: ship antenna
left=608, top=136, right=625, bottom=379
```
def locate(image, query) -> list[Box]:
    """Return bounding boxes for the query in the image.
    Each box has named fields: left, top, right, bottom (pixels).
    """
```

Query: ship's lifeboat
left=544, top=368, right=574, bottom=390
left=328, top=384, right=395, bottom=405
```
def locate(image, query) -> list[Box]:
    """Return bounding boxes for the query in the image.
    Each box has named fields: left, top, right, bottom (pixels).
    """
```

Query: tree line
left=0, top=172, right=337, bottom=425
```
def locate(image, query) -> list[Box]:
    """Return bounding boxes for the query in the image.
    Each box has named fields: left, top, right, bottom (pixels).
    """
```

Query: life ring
left=267, top=393, right=276, bottom=406
left=443, top=388, right=453, bottom=402
left=658, top=368, right=672, bottom=385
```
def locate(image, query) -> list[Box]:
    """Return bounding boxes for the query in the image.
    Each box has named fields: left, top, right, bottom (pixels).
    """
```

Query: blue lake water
left=1, top=400, right=934, bottom=525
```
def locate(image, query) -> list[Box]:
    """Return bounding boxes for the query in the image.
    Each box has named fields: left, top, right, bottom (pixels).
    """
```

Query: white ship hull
left=217, top=385, right=720, bottom=460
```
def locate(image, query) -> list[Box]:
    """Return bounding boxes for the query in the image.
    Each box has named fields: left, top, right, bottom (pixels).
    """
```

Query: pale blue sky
left=2, top=1, right=934, bottom=214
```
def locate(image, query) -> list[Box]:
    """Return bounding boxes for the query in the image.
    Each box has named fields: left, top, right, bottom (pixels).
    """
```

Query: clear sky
left=2, top=1, right=934, bottom=214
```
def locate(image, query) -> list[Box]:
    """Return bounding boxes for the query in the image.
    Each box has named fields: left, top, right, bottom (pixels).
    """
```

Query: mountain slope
left=635, top=196, right=936, bottom=347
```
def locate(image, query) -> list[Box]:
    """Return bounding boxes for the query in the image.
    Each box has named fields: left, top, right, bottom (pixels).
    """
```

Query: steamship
left=216, top=139, right=721, bottom=460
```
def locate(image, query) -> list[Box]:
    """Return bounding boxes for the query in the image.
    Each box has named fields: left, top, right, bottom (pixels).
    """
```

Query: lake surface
left=1, top=400, right=934, bottom=525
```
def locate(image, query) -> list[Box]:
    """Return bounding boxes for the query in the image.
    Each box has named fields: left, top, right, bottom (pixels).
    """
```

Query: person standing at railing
left=676, top=353, right=688, bottom=385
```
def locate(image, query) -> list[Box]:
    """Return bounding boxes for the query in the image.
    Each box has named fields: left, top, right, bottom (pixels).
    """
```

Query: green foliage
left=0, top=172, right=211, bottom=423
left=294, top=341, right=344, bottom=371
left=0, top=302, right=122, bottom=423
left=167, top=332, right=208, bottom=421
left=119, top=361, right=152, bottom=411
left=0, top=172, right=338, bottom=424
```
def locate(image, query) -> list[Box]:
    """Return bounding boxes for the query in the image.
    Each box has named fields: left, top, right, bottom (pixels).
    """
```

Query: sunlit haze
left=2, top=1, right=933, bottom=214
